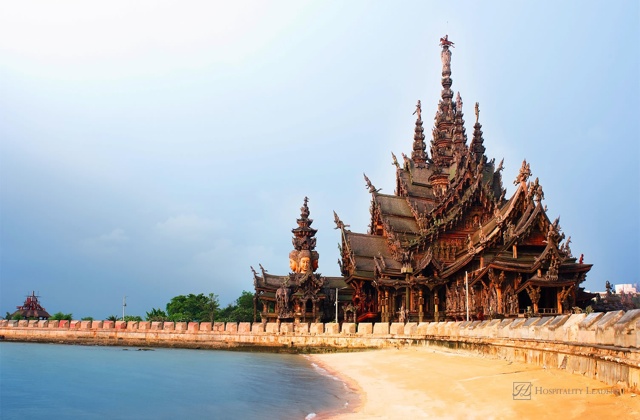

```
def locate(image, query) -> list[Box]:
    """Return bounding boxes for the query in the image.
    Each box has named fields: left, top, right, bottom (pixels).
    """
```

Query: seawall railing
left=2, top=310, right=639, bottom=391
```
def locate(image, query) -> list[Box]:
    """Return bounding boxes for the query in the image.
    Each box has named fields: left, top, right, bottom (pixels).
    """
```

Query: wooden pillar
left=389, top=290, right=395, bottom=321
left=556, top=288, right=563, bottom=314
left=405, top=286, right=410, bottom=311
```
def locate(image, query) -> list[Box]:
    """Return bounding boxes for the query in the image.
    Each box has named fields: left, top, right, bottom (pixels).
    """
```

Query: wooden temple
left=253, top=36, right=591, bottom=324
left=334, top=37, right=592, bottom=323
left=252, top=198, right=352, bottom=323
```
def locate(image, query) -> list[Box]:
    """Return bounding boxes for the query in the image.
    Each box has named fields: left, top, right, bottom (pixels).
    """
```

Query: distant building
left=11, top=291, right=51, bottom=319
left=615, top=284, right=637, bottom=294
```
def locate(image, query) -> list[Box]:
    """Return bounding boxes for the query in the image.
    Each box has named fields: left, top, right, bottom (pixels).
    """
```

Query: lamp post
left=122, top=296, right=127, bottom=321
left=335, top=287, right=348, bottom=323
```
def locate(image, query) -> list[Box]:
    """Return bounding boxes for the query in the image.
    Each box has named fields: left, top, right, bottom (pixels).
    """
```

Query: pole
left=335, top=288, right=339, bottom=323
left=465, top=272, right=469, bottom=321
left=122, top=296, right=127, bottom=321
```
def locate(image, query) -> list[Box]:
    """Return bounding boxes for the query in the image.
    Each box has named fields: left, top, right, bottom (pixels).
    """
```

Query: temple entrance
left=538, top=287, right=559, bottom=315
left=518, top=291, right=533, bottom=316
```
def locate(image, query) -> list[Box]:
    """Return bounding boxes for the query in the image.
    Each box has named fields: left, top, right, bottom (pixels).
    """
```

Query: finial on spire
left=363, top=173, right=380, bottom=193
left=474, top=102, right=480, bottom=123
left=413, top=100, right=422, bottom=120
left=300, top=196, right=310, bottom=219
left=333, top=211, right=349, bottom=230
left=439, top=35, right=454, bottom=47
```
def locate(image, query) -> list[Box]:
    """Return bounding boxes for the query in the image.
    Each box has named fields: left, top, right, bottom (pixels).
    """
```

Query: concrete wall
left=2, top=310, right=640, bottom=391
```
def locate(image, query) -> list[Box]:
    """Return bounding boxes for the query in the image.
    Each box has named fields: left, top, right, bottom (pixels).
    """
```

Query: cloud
left=81, top=228, right=130, bottom=256
left=154, top=214, right=221, bottom=241
left=97, top=228, right=129, bottom=243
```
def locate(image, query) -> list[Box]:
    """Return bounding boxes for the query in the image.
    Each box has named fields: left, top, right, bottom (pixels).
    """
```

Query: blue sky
left=1, top=1, right=638, bottom=319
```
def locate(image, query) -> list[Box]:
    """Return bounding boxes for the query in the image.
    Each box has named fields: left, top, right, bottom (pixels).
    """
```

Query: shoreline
left=309, top=347, right=640, bottom=419
left=303, top=353, right=366, bottom=419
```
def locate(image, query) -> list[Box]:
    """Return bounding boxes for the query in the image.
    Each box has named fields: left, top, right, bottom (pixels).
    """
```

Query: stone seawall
left=2, top=310, right=640, bottom=392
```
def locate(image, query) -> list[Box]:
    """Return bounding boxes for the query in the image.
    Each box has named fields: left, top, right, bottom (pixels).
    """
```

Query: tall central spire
left=430, top=35, right=456, bottom=169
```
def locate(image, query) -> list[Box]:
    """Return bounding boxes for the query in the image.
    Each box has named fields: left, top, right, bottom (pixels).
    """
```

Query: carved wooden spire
left=291, top=196, right=317, bottom=251
left=411, top=100, right=428, bottom=167
left=290, top=197, right=319, bottom=273
left=452, top=91, right=467, bottom=155
left=469, top=102, right=486, bottom=164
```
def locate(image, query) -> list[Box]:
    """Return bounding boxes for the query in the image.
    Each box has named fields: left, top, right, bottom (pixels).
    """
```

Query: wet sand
left=310, top=347, right=640, bottom=419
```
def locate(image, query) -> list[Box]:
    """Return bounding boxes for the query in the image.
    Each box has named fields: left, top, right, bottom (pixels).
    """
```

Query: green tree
left=145, top=308, right=168, bottom=322
left=81, top=316, right=94, bottom=321
left=124, top=315, right=143, bottom=322
left=49, top=312, right=73, bottom=321
left=166, top=293, right=219, bottom=322
left=11, top=313, right=23, bottom=320
left=106, top=315, right=118, bottom=322
left=216, top=291, right=254, bottom=322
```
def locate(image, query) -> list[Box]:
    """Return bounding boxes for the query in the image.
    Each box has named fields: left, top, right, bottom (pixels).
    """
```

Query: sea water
left=0, top=342, right=355, bottom=419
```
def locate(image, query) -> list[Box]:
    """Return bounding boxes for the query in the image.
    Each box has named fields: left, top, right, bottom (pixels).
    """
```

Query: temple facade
left=253, top=37, right=591, bottom=323
left=252, top=198, right=352, bottom=323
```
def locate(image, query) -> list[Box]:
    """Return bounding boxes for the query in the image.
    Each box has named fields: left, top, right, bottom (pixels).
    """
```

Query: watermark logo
left=513, top=383, right=617, bottom=400
left=513, top=382, right=532, bottom=400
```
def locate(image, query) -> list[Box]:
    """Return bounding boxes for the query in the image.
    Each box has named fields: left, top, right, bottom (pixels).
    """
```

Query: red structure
left=12, top=291, right=51, bottom=319
left=335, top=37, right=591, bottom=322
left=253, top=37, right=592, bottom=324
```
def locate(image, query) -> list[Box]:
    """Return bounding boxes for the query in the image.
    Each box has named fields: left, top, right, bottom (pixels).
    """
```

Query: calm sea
left=0, top=342, right=355, bottom=419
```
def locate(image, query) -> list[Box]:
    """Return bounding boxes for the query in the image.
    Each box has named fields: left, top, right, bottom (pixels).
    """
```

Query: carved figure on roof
left=528, top=177, right=544, bottom=202
left=561, top=236, right=572, bottom=257
left=455, top=92, right=463, bottom=115
left=401, top=152, right=410, bottom=169
left=496, top=158, right=504, bottom=173
left=413, top=100, right=422, bottom=119
left=546, top=222, right=560, bottom=247
left=467, top=234, right=475, bottom=254
left=494, top=205, right=503, bottom=223
left=514, top=160, right=532, bottom=186
left=363, top=173, right=380, bottom=193
left=479, top=228, right=487, bottom=244
left=474, top=102, right=480, bottom=124
left=391, top=152, right=399, bottom=168
left=605, top=280, right=612, bottom=295
left=546, top=257, right=559, bottom=281
left=440, top=35, right=454, bottom=47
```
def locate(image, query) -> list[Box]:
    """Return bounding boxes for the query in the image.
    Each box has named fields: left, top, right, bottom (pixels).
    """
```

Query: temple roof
left=12, top=291, right=50, bottom=319
left=335, top=36, right=589, bottom=289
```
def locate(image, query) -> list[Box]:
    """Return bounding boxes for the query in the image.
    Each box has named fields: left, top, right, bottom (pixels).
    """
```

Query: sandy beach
left=310, top=347, right=640, bottom=419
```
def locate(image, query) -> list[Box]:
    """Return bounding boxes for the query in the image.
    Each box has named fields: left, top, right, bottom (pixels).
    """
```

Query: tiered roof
left=336, top=37, right=591, bottom=291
